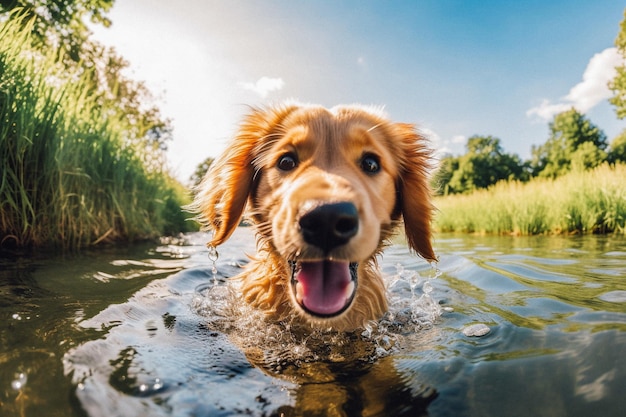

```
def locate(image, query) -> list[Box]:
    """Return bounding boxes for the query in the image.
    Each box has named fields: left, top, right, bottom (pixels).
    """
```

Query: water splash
left=383, top=263, right=444, bottom=332
left=191, top=261, right=443, bottom=376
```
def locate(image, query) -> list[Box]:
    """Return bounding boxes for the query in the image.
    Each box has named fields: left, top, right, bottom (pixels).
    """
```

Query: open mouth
left=290, top=260, right=358, bottom=317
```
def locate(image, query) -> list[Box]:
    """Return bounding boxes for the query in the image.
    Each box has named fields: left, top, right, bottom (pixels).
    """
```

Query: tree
left=433, top=136, right=527, bottom=195
left=609, top=8, right=626, bottom=119
left=530, top=109, right=607, bottom=177
left=608, top=129, right=626, bottom=164
left=86, top=45, right=174, bottom=170
left=0, top=0, right=114, bottom=62
left=189, top=157, right=214, bottom=189
left=1, top=1, right=173, bottom=170
left=571, top=141, right=608, bottom=171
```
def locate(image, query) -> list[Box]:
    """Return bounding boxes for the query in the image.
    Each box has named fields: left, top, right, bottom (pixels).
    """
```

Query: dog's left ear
left=394, top=123, right=437, bottom=262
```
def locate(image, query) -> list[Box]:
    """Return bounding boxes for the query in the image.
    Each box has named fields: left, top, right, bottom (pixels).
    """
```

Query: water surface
left=1, top=229, right=625, bottom=416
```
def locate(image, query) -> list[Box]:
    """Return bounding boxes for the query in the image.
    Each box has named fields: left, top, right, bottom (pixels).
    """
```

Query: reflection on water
left=1, top=229, right=625, bottom=416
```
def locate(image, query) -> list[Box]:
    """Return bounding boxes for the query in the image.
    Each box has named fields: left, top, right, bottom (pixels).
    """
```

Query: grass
left=0, top=16, right=196, bottom=249
left=433, top=163, right=626, bottom=235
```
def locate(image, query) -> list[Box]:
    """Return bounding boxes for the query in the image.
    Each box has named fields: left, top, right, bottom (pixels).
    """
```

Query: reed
left=0, top=17, right=195, bottom=249
left=433, top=163, right=626, bottom=235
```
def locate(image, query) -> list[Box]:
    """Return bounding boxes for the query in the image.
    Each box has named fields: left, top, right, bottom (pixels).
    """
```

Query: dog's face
left=252, top=107, right=403, bottom=319
left=192, top=103, right=435, bottom=330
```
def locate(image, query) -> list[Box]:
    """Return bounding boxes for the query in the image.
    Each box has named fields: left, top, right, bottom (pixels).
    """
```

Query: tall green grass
left=434, top=163, right=626, bottom=235
left=0, top=17, right=195, bottom=249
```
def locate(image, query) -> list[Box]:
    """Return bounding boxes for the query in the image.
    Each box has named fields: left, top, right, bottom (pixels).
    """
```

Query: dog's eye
left=360, top=154, right=380, bottom=174
left=277, top=153, right=298, bottom=171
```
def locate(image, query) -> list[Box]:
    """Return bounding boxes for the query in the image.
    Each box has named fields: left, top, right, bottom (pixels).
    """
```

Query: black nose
left=298, top=202, right=359, bottom=253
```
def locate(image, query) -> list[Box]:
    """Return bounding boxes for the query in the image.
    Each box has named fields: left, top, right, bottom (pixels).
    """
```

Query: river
left=1, top=228, right=625, bottom=416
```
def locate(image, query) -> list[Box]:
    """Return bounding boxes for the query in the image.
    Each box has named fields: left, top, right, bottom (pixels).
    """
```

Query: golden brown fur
left=191, top=102, right=436, bottom=331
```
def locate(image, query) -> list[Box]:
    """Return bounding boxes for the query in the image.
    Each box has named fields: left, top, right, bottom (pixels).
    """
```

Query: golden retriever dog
left=191, top=102, right=436, bottom=331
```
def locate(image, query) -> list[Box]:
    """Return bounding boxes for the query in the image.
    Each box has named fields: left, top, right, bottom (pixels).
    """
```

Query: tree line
left=433, top=109, right=626, bottom=195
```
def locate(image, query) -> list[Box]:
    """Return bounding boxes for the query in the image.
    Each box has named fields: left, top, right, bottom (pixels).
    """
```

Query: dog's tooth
left=295, top=281, right=304, bottom=304
left=345, top=281, right=355, bottom=299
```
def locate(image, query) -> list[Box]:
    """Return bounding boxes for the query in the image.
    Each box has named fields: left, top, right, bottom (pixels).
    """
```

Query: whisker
left=366, top=122, right=385, bottom=133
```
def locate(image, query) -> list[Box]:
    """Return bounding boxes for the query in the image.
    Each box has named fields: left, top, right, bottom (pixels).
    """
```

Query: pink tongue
left=296, top=261, right=353, bottom=316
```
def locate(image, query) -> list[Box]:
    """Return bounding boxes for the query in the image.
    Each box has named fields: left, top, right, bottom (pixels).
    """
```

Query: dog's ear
left=394, top=123, right=437, bottom=262
left=191, top=105, right=298, bottom=246
left=192, top=134, right=255, bottom=247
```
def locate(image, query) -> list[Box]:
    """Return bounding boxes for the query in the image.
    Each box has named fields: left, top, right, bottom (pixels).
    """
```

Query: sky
left=91, top=0, right=626, bottom=182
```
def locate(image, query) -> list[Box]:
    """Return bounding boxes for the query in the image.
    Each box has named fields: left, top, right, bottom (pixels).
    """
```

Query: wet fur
left=190, top=103, right=436, bottom=331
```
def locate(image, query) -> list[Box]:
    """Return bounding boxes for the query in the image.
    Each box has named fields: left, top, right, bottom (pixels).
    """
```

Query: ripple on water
left=65, top=253, right=444, bottom=415
left=51, top=230, right=626, bottom=417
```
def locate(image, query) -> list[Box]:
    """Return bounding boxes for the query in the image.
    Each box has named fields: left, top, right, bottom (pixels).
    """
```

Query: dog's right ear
left=393, top=123, right=437, bottom=262
left=190, top=104, right=299, bottom=246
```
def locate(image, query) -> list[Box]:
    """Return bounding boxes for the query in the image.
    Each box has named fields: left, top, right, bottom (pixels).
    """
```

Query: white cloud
left=526, top=47, right=624, bottom=121
left=238, top=76, right=285, bottom=98
left=526, top=99, right=572, bottom=121
left=565, top=48, right=621, bottom=111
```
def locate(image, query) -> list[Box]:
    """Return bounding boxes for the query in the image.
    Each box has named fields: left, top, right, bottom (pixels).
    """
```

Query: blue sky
left=92, top=0, right=626, bottom=181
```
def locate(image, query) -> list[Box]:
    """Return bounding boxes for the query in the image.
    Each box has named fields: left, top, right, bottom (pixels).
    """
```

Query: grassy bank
left=434, top=163, right=626, bottom=235
left=0, top=17, right=195, bottom=249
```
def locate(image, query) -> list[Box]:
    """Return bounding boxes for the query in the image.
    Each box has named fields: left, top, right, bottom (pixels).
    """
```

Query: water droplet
left=153, top=378, right=163, bottom=390
left=11, top=372, right=27, bottom=390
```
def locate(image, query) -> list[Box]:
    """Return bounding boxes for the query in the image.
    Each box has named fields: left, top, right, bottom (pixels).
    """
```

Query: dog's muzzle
left=288, top=201, right=361, bottom=317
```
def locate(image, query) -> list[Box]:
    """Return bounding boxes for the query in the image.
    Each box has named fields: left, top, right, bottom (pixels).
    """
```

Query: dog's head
left=192, top=103, right=435, bottom=330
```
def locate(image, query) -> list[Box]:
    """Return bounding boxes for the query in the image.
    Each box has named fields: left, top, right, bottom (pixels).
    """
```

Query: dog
left=190, top=102, right=436, bottom=331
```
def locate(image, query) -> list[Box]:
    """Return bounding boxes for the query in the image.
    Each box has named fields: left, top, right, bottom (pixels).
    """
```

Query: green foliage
left=550, top=108, right=607, bottom=150
left=160, top=177, right=198, bottom=236
left=530, top=108, right=607, bottom=178
left=433, top=136, right=528, bottom=195
left=434, top=164, right=626, bottom=235
left=571, top=141, right=608, bottom=172
left=609, top=8, right=626, bottom=119
left=608, top=129, right=626, bottom=163
left=0, top=16, right=194, bottom=249
left=83, top=44, right=174, bottom=161
left=0, top=0, right=114, bottom=62
left=1, top=3, right=172, bottom=155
